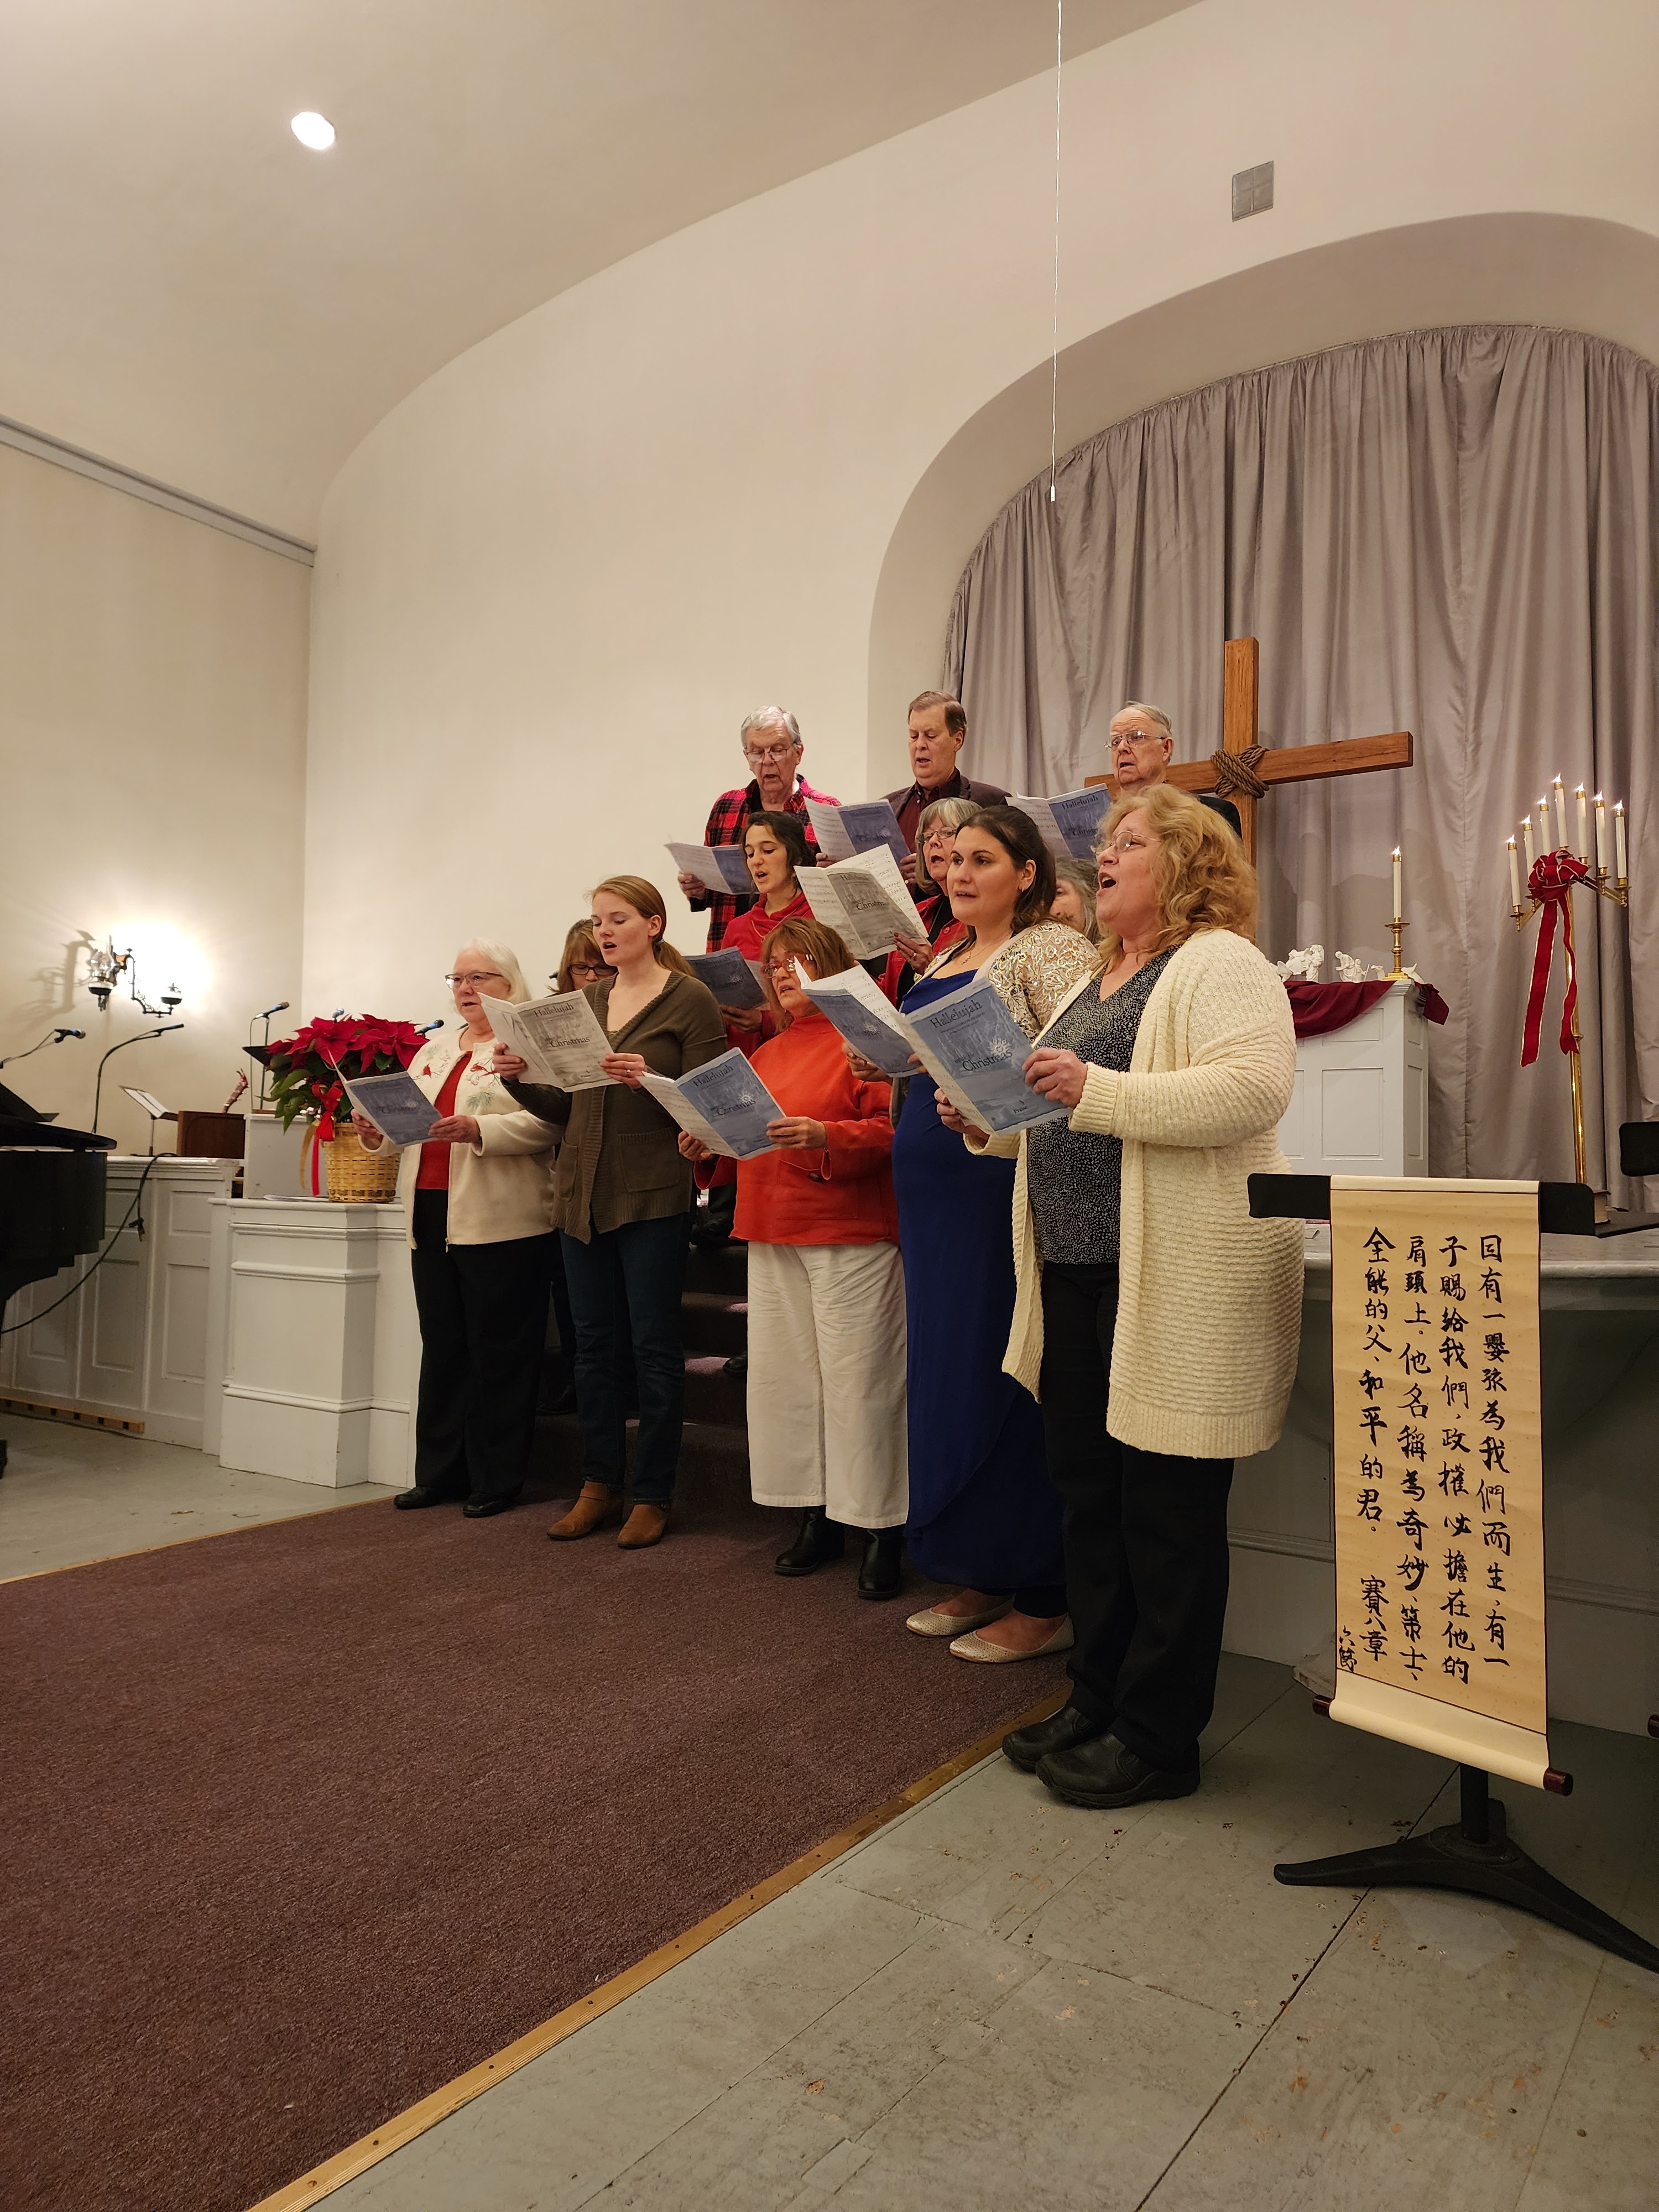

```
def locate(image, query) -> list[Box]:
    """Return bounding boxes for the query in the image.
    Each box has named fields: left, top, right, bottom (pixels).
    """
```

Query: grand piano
left=0, top=1078, right=116, bottom=1474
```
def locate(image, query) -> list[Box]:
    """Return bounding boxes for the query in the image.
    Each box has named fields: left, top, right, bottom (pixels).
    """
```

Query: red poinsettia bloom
left=265, top=1013, right=429, bottom=1138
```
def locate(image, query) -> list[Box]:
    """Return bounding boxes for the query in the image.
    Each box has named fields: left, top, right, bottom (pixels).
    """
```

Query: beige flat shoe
left=949, top=1618, right=1075, bottom=1663
left=906, top=1597, right=1013, bottom=1639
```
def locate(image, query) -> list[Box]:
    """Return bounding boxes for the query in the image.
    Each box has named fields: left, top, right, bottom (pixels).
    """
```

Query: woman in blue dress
left=892, top=806, right=1097, bottom=1662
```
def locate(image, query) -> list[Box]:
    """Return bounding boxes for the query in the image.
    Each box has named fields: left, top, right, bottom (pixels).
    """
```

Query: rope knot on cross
left=1209, top=743, right=1270, bottom=802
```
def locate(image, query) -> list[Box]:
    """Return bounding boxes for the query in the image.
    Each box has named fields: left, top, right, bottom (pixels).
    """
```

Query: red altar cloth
left=1285, top=979, right=1449, bottom=1038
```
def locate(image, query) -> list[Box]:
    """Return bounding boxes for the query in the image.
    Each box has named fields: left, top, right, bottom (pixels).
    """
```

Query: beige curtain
left=943, top=327, right=1658, bottom=1201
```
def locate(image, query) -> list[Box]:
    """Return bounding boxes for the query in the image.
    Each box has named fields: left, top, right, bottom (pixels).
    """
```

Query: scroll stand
left=1248, top=1173, right=1659, bottom=1976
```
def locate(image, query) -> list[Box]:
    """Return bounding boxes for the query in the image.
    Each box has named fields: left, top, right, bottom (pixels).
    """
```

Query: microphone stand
left=92, top=1025, right=184, bottom=1138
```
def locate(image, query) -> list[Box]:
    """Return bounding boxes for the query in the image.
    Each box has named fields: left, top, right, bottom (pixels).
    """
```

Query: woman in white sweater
left=941, top=787, right=1303, bottom=1811
left=357, top=941, right=560, bottom=1519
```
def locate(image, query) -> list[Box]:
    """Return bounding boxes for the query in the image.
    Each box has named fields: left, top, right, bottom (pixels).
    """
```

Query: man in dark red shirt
left=883, top=691, right=1008, bottom=878
left=676, top=707, right=839, bottom=951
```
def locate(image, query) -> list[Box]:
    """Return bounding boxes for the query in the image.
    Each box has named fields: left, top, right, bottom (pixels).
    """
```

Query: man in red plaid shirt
left=676, top=707, right=839, bottom=950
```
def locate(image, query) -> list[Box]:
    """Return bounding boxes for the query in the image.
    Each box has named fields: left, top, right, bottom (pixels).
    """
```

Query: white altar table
left=204, top=1198, right=420, bottom=1489
left=1278, top=980, right=1429, bottom=1177
left=1224, top=1225, right=1659, bottom=1738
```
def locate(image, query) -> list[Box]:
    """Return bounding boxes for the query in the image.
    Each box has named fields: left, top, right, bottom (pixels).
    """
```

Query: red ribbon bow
left=1520, top=849, right=1590, bottom=1066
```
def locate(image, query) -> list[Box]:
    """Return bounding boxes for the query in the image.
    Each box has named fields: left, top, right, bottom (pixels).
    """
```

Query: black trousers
left=1038, top=1260, right=1234, bottom=1775
left=410, top=1190, right=556, bottom=1503
left=560, top=1213, right=690, bottom=1505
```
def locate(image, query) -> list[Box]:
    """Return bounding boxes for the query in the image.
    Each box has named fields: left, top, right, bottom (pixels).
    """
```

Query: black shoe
left=1003, top=1700, right=1108, bottom=1774
left=857, top=1528, right=905, bottom=1600
left=1036, top=1733, right=1199, bottom=1810
left=541, top=1380, right=577, bottom=1415
left=723, top=1350, right=748, bottom=1379
left=691, top=1224, right=732, bottom=1251
left=394, top=1484, right=465, bottom=1510
left=774, top=1507, right=845, bottom=1576
left=462, top=1494, right=519, bottom=1519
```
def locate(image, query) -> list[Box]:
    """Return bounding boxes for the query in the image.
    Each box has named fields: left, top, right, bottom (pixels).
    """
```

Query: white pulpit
left=1277, top=981, right=1428, bottom=1177
left=204, top=1198, right=421, bottom=1488
left=0, top=1156, right=238, bottom=1447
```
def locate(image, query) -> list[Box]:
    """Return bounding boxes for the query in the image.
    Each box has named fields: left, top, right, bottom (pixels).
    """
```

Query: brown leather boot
left=617, top=1501, right=670, bottom=1550
left=546, top=1482, right=620, bottom=1541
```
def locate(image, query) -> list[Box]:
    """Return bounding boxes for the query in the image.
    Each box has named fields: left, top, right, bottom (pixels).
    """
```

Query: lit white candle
left=1615, top=800, right=1627, bottom=884
left=1537, top=796, right=1550, bottom=852
left=1391, top=847, right=1402, bottom=921
left=1575, top=785, right=1588, bottom=860
left=1594, top=792, right=1607, bottom=874
left=1522, top=815, right=1536, bottom=873
left=1507, top=837, right=1521, bottom=909
left=1553, top=776, right=1567, bottom=850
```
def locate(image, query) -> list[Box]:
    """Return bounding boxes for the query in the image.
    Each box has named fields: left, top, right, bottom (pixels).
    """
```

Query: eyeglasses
left=763, top=959, right=809, bottom=979
left=1109, top=732, right=1166, bottom=752
left=743, top=744, right=799, bottom=764
left=445, top=969, right=505, bottom=987
left=566, top=961, right=613, bottom=982
left=1097, top=834, right=1157, bottom=859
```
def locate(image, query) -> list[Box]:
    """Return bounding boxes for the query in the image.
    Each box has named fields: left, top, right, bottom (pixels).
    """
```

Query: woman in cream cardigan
left=356, top=940, right=560, bottom=1519
left=941, top=787, right=1303, bottom=1810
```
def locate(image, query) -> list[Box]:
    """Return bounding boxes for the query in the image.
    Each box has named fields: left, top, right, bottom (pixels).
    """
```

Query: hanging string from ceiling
left=1049, top=0, right=1063, bottom=504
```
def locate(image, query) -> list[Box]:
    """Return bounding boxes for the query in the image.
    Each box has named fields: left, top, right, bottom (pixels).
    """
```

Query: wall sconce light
left=85, top=936, right=185, bottom=1019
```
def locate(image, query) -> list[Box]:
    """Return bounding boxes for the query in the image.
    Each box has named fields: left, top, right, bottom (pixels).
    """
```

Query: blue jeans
left=560, top=1214, right=690, bottom=1505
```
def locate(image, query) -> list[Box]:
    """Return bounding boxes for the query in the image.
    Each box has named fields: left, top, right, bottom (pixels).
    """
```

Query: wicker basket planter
left=320, top=1125, right=401, bottom=1203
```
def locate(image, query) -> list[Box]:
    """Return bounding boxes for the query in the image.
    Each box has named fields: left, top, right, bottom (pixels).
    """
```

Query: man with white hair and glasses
left=1105, top=701, right=1241, bottom=838
left=676, top=707, right=839, bottom=952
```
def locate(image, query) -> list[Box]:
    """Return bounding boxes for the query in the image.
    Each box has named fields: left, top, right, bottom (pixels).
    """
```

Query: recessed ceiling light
left=291, top=112, right=336, bottom=152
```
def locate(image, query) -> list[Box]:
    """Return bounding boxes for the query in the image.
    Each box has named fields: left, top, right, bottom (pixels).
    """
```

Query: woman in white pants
left=678, top=917, right=908, bottom=1599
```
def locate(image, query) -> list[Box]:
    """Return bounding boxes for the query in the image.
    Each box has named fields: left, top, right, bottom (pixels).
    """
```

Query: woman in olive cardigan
left=497, top=877, right=726, bottom=1548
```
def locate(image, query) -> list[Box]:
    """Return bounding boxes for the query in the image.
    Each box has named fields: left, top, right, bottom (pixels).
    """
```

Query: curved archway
left=865, top=211, right=1659, bottom=791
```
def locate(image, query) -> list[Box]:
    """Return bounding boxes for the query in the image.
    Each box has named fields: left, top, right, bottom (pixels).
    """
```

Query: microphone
left=257, top=1000, right=290, bottom=1020
left=416, top=1019, right=444, bottom=1034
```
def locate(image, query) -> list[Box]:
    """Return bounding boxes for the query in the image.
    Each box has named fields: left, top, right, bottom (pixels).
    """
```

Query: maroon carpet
left=4, top=1496, right=1066, bottom=2212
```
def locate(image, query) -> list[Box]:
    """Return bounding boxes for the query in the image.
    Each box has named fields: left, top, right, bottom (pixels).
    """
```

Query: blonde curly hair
left=1093, top=785, right=1256, bottom=962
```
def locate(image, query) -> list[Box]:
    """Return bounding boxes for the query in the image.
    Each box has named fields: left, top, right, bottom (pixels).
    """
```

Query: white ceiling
left=1, top=1, right=1195, bottom=538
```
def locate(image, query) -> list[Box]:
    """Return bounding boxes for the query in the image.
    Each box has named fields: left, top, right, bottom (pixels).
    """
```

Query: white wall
left=304, top=0, right=1659, bottom=1015
left=0, top=444, right=310, bottom=1152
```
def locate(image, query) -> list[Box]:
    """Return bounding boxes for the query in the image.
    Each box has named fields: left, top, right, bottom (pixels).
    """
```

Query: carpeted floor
left=4, top=1494, right=1067, bottom=2212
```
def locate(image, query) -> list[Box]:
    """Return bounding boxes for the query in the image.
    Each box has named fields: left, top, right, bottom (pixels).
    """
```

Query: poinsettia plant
left=263, top=1015, right=429, bottom=1139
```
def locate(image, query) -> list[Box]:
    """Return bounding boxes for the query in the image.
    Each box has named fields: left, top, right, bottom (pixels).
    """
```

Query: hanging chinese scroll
left=1328, top=1176, right=1551, bottom=1788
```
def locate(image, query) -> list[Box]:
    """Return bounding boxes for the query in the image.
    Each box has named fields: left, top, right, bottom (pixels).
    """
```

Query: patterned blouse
left=1026, top=948, right=1176, bottom=1265
left=925, top=921, right=1100, bottom=1039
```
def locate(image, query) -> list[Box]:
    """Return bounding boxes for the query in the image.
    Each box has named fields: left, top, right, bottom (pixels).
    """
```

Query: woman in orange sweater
left=678, top=917, right=907, bottom=1600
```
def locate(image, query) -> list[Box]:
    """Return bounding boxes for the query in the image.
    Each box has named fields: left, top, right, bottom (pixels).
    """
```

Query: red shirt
left=686, top=775, right=839, bottom=948
left=697, top=1012, right=895, bottom=1245
left=719, top=889, right=813, bottom=1058
left=415, top=1053, right=469, bottom=1190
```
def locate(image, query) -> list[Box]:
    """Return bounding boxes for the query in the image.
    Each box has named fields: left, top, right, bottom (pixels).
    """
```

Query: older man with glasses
left=1105, top=701, right=1241, bottom=838
left=676, top=707, right=839, bottom=951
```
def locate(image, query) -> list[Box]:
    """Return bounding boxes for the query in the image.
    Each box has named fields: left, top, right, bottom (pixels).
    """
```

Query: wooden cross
left=1086, top=637, right=1414, bottom=865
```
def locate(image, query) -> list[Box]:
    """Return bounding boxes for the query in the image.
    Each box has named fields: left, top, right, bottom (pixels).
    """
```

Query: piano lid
left=0, top=1077, right=115, bottom=1150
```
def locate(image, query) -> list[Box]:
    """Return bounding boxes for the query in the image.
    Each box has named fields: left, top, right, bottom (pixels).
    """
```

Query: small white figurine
left=1334, top=951, right=1375, bottom=983
left=1274, top=945, right=1325, bottom=981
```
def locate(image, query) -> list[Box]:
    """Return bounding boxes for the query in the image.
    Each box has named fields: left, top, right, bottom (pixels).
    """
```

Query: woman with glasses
left=556, top=920, right=614, bottom=996
left=879, top=794, right=974, bottom=1004
left=946, top=789, right=1300, bottom=1811
left=886, top=806, right=1097, bottom=1662
left=356, top=942, right=560, bottom=1519
left=677, top=918, right=906, bottom=1598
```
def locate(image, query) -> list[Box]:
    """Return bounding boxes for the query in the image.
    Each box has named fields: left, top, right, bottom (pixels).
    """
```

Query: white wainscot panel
left=0, top=1157, right=238, bottom=1448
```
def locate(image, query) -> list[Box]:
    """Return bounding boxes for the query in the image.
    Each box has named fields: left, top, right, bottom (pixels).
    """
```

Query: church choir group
left=358, top=695, right=1305, bottom=1812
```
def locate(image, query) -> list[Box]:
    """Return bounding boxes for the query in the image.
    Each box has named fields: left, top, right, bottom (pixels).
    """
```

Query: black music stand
left=1249, top=1173, right=1659, bottom=1975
